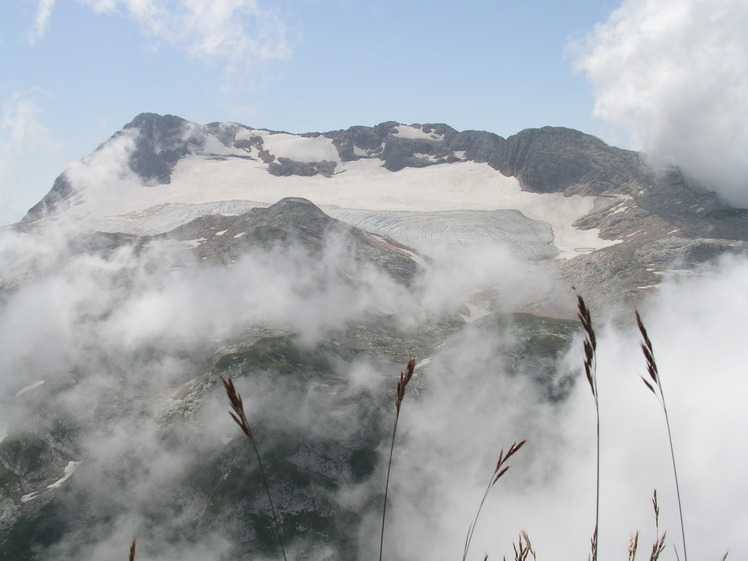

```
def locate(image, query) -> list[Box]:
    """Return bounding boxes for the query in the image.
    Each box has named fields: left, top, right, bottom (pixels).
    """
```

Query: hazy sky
left=2, top=0, right=748, bottom=224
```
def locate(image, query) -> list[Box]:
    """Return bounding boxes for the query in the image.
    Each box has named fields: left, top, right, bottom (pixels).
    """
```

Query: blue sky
left=2, top=0, right=747, bottom=225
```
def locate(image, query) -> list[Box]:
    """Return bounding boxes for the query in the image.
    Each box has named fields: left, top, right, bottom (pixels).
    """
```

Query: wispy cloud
left=24, top=0, right=291, bottom=76
left=77, top=0, right=291, bottom=66
left=0, top=90, right=63, bottom=224
left=26, top=0, right=57, bottom=45
left=572, top=0, right=748, bottom=207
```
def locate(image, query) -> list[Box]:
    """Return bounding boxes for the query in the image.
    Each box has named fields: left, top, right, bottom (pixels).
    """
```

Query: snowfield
left=58, top=135, right=619, bottom=259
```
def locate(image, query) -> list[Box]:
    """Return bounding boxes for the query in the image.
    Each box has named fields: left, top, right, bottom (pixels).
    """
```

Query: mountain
left=22, top=112, right=748, bottom=308
left=2, top=113, right=747, bottom=560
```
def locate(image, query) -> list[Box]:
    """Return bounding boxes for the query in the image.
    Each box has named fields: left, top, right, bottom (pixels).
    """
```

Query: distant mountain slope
left=19, top=112, right=748, bottom=308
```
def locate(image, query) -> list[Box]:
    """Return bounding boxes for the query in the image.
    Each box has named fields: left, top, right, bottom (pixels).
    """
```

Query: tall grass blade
left=221, top=376, right=288, bottom=561
left=462, top=440, right=526, bottom=561
left=577, top=295, right=599, bottom=561
left=636, top=312, right=688, bottom=561
left=379, top=358, right=416, bottom=561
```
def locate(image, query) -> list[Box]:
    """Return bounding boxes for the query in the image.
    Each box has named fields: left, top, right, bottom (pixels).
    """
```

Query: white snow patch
left=215, top=230, right=228, bottom=236
left=62, top=157, right=616, bottom=258
left=413, top=153, right=440, bottom=163
left=233, top=127, right=259, bottom=141
left=16, top=380, right=45, bottom=397
left=415, top=357, right=431, bottom=369
left=21, top=461, right=82, bottom=502
left=393, top=125, right=443, bottom=141
left=251, top=131, right=340, bottom=163
left=183, top=238, right=205, bottom=248
left=47, top=461, right=82, bottom=490
left=202, top=135, right=251, bottom=157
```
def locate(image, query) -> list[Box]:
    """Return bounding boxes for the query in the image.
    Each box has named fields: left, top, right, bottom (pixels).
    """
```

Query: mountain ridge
left=18, top=112, right=748, bottom=310
left=23, top=113, right=652, bottom=222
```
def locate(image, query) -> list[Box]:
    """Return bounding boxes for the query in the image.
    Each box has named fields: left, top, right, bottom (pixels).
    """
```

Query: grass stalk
left=649, top=489, right=667, bottom=561
left=221, top=376, right=288, bottom=561
left=462, top=440, right=526, bottom=561
left=577, top=295, right=599, bottom=561
left=636, top=312, right=688, bottom=561
left=129, top=538, right=136, bottom=561
left=628, top=531, right=639, bottom=561
left=379, top=358, right=416, bottom=561
left=502, top=530, right=536, bottom=561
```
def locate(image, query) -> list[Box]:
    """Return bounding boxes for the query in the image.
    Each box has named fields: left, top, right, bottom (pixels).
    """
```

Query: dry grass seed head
left=220, top=376, right=254, bottom=440
left=577, top=295, right=598, bottom=398
left=649, top=532, right=667, bottom=561
left=395, top=357, right=416, bottom=412
left=512, top=530, right=536, bottom=561
left=628, top=531, right=639, bottom=561
left=492, top=440, right=527, bottom=485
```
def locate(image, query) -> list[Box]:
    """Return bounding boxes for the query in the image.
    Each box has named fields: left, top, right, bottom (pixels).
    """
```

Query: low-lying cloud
left=365, top=254, right=748, bottom=561
left=1, top=219, right=745, bottom=560
left=573, top=0, right=748, bottom=207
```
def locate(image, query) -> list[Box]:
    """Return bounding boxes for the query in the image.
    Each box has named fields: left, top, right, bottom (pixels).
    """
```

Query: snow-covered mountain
left=2, top=113, right=747, bottom=561
left=22, top=112, right=748, bottom=307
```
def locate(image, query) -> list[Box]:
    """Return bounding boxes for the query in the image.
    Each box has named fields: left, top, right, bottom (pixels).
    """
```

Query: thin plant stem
left=636, top=312, right=688, bottom=561
left=577, top=295, right=599, bottom=561
left=221, top=377, right=288, bottom=561
left=462, top=440, right=526, bottom=561
left=462, top=469, right=496, bottom=561
left=649, top=490, right=667, bottom=561
left=379, top=358, right=416, bottom=561
left=379, top=412, right=400, bottom=561
left=661, top=389, right=687, bottom=561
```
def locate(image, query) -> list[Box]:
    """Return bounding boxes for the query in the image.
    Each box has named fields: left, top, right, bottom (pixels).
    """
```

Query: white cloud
left=367, top=255, right=748, bottom=561
left=573, top=0, right=748, bottom=207
left=77, top=0, right=290, bottom=66
left=26, top=0, right=57, bottom=45
left=1, top=214, right=746, bottom=558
